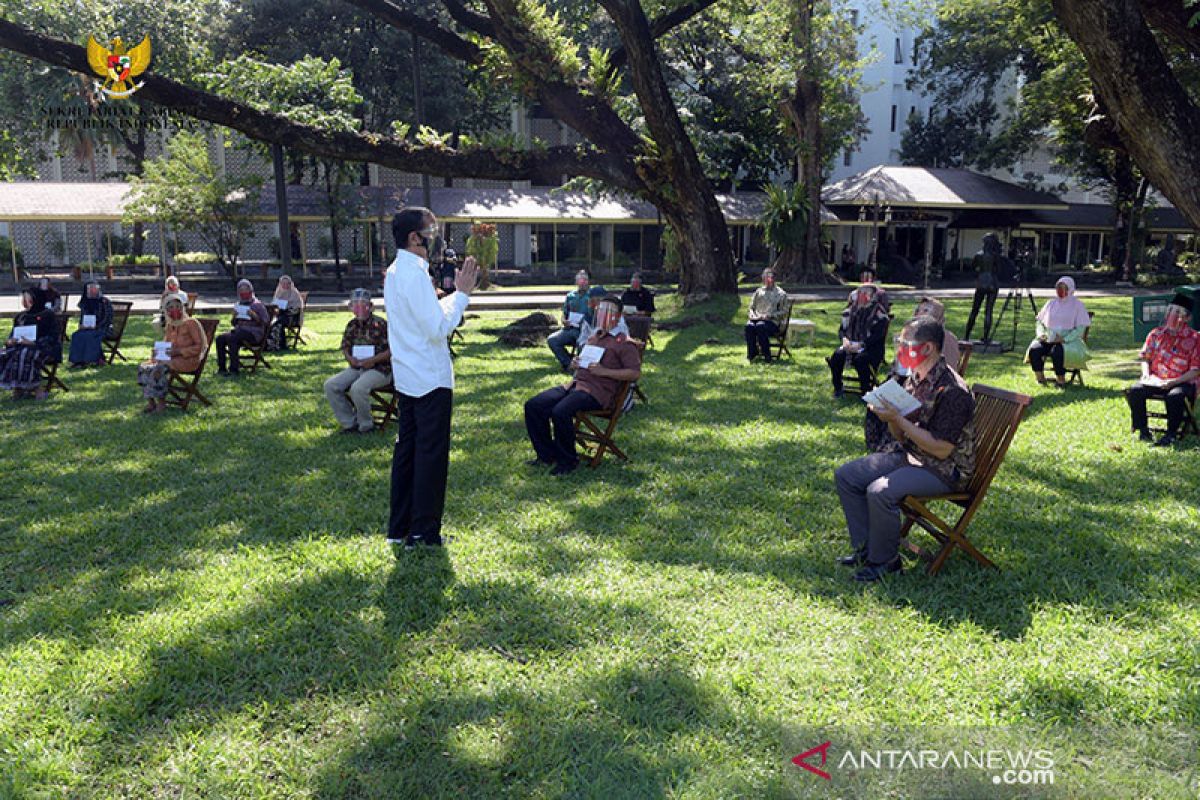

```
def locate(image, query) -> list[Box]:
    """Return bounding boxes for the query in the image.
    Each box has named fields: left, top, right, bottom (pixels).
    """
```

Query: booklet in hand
left=235, top=306, right=250, bottom=319
left=567, top=311, right=584, bottom=327
left=153, top=341, right=171, bottom=361
left=12, top=324, right=37, bottom=342
left=862, top=378, right=922, bottom=417
left=81, top=313, right=97, bottom=329
left=275, top=299, right=288, bottom=310
left=1138, top=375, right=1170, bottom=389
left=577, top=344, right=605, bottom=368
left=351, top=344, right=375, bottom=361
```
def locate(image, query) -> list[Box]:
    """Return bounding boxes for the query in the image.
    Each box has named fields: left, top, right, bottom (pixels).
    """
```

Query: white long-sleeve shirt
left=384, top=249, right=470, bottom=396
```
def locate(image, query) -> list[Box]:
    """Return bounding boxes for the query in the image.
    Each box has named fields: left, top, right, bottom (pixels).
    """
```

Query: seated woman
left=136, top=296, right=207, bottom=413
left=68, top=280, right=114, bottom=368
left=152, top=275, right=188, bottom=336
left=1025, top=276, right=1090, bottom=385
left=0, top=288, right=61, bottom=399
left=30, top=277, right=62, bottom=312
left=828, top=284, right=890, bottom=398
left=266, top=274, right=303, bottom=352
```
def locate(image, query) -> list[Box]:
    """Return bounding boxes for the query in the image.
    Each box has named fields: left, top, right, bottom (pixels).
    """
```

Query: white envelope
left=81, top=314, right=96, bottom=328
left=12, top=324, right=37, bottom=342
left=567, top=311, right=584, bottom=327
left=578, top=344, right=606, bottom=368
left=352, top=344, right=375, bottom=361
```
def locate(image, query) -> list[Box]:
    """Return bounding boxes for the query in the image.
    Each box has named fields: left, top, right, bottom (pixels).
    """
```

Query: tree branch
left=1052, top=0, right=1200, bottom=229
left=0, top=17, right=637, bottom=188
left=440, top=0, right=496, bottom=38
left=341, top=0, right=484, bottom=64
left=1140, top=0, right=1200, bottom=56
left=610, top=0, right=723, bottom=70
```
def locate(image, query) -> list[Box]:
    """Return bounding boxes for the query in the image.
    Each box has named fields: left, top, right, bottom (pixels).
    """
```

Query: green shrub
left=175, top=251, right=219, bottom=265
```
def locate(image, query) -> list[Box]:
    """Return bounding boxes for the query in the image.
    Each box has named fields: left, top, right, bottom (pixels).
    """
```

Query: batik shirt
left=1140, top=325, right=1200, bottom=387
left=341, top=314, right=391, bottom=374
left=875, top=358, right=976, bottom=490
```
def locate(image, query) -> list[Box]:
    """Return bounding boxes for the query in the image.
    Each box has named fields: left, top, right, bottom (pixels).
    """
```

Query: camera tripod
left=991, top=282, right=1038, bottom=352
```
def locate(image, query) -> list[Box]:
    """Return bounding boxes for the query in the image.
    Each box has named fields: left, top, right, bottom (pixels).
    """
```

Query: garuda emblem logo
left=86, top=35, right=151, bottom=99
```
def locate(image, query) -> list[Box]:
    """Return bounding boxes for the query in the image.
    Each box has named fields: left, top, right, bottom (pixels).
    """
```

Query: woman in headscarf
left=828, top=283, right=891, bottom=398
left=0, top=288, right=61, bottom=399
left=265, top=274, right=303, bottom=352
left=152, top=275, right=188, bottom=335
left=136, top=295, right=207, bottom=413
left=68, top=280, right=114, bottom=367
left=30, top=277, right=62, bottom=313
left=1025, top=276, right=1091, bottom=385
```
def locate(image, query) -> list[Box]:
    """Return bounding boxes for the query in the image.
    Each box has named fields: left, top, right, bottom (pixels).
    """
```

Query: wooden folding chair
left=956, top=342, right=973, bottom=377
left=769, top=301, right=794, bottom=360
left=1064, top=312, right=1094, bottom=386
left=185, top=292, right=199, bottom=315
left=164, top=318, right=220, bottom=411
left=625, top=314, right=653, bottom=349
left=283, top=291, right=309, bottom=349
left=238, top=306, right=277, bottom=373
left=370, top=385, right=400, bottom=429
left=898, top=383, right=1033, bottom=576
left=448, top=325, right=465, bottom=358
left=574, top=381, right=634, bottom=467
left=832, top=356, right=885, bottom=397
left=40, top=312, right=71, bottom=394
left=101, top=300, right=134, bottom=364
left=1146, top=392, right=1200, bottom=439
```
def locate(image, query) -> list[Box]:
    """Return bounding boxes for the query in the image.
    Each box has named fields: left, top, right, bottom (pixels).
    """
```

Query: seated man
left=619, top=272, right=656, bottom=315
left=548, top=269, right=592, bottom=370
left=324, top=289, right=393, bottom=434
left=1126, top=293, right=1200, bottom=447
left=215, top=279, right=270, bottom=377
left=828, top=284, right=890, bottom=397
left=525, top=295, right=642, bottom=476
left=576, top=286, right=629, bottom=345
left=744, top=268, right=789, bottom=362
left=834, top=316, right=976, bottom=582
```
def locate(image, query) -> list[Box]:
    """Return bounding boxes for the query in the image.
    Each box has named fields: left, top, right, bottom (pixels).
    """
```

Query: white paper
left=275, top=298, right=288, bottom=310
left=1139, top=375, right=1170, bottom=388
left=12, top=324, right=37, bottom=342
left=352, top=344, right=375, bottom=361
left=81, top=314, right=96, bottom=329
left=235, top=305, right=250, bottom=319
left=623, top=305, right=639, bottom=315
left=567, top=311, right=584, bottom=327
left=153, top=341, right=171, bottom=361
left=863, top=378, right=923, bottom=417
left=578, top=344, right=605, bottom=368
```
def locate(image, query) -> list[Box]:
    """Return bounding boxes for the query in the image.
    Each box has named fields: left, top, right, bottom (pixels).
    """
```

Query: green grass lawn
left=1, top=296, right=1197, bottom=798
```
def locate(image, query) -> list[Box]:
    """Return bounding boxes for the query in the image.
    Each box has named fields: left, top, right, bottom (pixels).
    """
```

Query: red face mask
left=166, top=307, right=183, bottom=321
left=351, top=303, right=370, bottom=320
left=897, top=342, right=928, bottom=370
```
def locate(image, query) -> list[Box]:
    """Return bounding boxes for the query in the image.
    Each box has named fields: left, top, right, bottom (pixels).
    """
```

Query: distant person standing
left=840, top=244, right=857, bottom=277
left=384, top=206, right=479, bottom=551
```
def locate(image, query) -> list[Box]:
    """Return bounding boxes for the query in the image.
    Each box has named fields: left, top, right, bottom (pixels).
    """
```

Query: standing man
left=963, top=232, right=1010, bottom=342
left=548, top=270, right=593, bottom=370
left=384, top=207, right=478, bottom=551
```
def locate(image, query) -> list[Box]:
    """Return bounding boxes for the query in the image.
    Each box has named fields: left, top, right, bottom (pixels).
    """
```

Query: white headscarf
left=1038, top=276, right=1090, bottom=330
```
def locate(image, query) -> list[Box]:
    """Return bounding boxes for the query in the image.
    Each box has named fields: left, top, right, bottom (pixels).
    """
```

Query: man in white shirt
left=384, top=206, right=478, bottom=551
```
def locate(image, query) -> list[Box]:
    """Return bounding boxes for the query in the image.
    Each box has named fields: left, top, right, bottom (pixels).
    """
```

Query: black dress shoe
left=1153, top=433, right=1177, bottom=448
left=551, top=462, right=578, bottom=477
left=1136, top=429, right=1153, bottom=443
left=833, top=388, right=845, bottom=399
left=525, top=458, right=553, bottom=468
left=837, top=548, right=868, bottom=567
left=852, top=557, right=903, bottom=582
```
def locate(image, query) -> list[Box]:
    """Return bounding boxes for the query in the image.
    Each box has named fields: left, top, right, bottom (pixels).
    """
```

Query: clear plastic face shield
left=594, top=301, right=620, bottom=333
left=1165, top=304, right=1190, bottom=331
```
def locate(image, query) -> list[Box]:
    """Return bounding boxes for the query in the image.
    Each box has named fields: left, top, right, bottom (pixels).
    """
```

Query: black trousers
left=1027, top=340, right=1066, bottom=377
left=744, top=320, right=779, bottom=360
left=388, top=387, right=453, bottom=544
left=524, top=386, right=601, bottom=467
left=215, top=328, right=258, bottom=372
left=1126, top=382, right=1196, bottom=435
left=829, top=347, right=879, bottom=392
left=964, top=284, right=999, bottom=340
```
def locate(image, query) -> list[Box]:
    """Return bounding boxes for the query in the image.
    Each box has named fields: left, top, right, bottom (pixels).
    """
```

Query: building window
left=850, top=10, right=859, bottom=26
left=843, top=149, right=852, bottom=167
left=894, top=38, right=903, bottom=64
left=890, top=105, right=897, bottom=132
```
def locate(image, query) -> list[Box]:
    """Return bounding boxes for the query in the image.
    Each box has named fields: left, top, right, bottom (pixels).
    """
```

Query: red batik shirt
left=1140, top=325, right=1200, bottom=386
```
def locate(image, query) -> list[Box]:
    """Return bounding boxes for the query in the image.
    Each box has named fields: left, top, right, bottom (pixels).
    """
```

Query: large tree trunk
left=1108, top=153, right=1136, bottom=273
left=1053, top=0, right=1200, bottom=230
left=658, top=193, right=738, bottom=297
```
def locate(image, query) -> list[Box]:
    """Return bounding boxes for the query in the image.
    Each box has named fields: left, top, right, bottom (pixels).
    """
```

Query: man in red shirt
left=1127, top=293, right=1200, bottom=447
left=524, top=295, right=641, bottom=476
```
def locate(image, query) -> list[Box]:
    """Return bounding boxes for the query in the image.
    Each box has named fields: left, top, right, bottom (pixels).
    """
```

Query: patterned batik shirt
left=1140, top=325, right=1200, bottom=387
left=876, top=357, right=976, bottom=490
left=341, top=314, right=391, bottom=374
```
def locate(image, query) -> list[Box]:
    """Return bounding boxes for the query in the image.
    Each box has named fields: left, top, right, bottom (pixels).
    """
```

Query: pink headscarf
left=1038, top=277, right=1090, bottom=330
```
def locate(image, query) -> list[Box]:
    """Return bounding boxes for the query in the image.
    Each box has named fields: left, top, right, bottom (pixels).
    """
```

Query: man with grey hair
left=325, top=289, right=392, bottom=434
left=744, top=268, right=789, bottom=362
left=834, top=316, right=976, bottom=582
left=549, top=269, right=593, bottom=370
left=216, top=279, right=270, bottom=377
left=1126, top=293, right=1200, bottom=447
